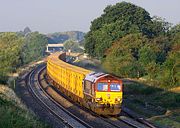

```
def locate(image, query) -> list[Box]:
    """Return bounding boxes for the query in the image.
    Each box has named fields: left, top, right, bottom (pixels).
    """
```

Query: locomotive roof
left=84, top=72, right=109, bottom=83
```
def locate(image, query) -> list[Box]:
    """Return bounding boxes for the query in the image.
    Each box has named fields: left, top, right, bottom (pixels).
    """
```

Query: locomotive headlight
left=117, top=98, right=121, bottom=101
left=96, top=97, right=102, bottom=101
left=115, top=97, right=121, bottom=102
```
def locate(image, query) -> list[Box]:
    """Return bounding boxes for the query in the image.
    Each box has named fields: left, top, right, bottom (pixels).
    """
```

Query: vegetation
left=85, top=1, right=180, bottom=88
left=84, top=2, right=180, bottom=127
left=124, top=83, right=180, bottom=128
left=63, top=40, right=84, bottom=53
left=0, top=1, right=179, bottom=127
left=0, top=85, right=48, bottom=128
left=21, top=32, right=48, bottom=64
left=0, top=33, right=24, bottom=83
left=47, top=31, right=85, bottom=44
left=0, top=31, right=48, bottom=84
left=0, top=29, right=48, bottom=127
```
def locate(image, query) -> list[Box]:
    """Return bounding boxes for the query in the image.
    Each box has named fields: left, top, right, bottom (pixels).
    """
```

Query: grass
left=0, top=85, right=49, bottom=128
left=123, top=82, right=180, bottom=128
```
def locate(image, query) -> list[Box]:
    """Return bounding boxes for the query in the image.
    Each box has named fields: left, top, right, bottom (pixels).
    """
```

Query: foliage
left=124, top=83, right=180, bottom=128
left=85, top=2, right=170, bottom=58
left=151, top=16, right=172, bottom=36
left=158, top=34, right=180, bottom=87
left=0, top=31, right=48, bottom=83
left=85, top=1, right=179, bottom=87
left=102, top=34, right=147, bottom=78
left=0, top=33, right=24, bottom=83
left=21, top=32, right=48, bottom=64
left=102, top=32, right=179, bottom=86
left=0, top=93, right=48, bottom=128
left=63, top=40, right=83, bottom=53
left=169, top=24, right=180, bottom=38
left=47, top=31, right=85, bottom=44
left=157, top=27, right=180, bottom=87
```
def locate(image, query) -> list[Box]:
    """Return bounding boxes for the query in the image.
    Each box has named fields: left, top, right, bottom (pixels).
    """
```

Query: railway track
left=37, top=65, right=131, bottom=128
left=95, top=112, right=156, bottom=128
left=27, top=64, right=93, bottom=128
left=121, top=109, right=157, bottom=128
left=26, top=63, right=157, bottom=128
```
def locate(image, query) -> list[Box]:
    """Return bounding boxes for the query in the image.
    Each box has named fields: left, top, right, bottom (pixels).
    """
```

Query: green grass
left=152, top=117, right=180, bottom=128
left=123, top=82, right=180, bottom=128
left=0, top=93, right=49, bottom=128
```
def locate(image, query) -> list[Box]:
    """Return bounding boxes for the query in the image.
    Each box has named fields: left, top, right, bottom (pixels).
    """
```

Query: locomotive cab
left=83, top=72, right=123, bottom=115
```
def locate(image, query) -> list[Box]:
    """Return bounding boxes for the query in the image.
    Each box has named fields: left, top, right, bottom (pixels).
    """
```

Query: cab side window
left=84, top=80, right=92, bottom=94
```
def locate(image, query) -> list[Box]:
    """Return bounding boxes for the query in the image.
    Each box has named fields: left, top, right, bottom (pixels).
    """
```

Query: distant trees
left=23, top=27, right=32, bottom=35
left=85, top=1, right=180, bottom=87
left=0, top=31, right=48, bottom=84
left=21, top=32, right=48, bottom=64
left=47, top=31, right=85, bottom=44
left=63, top=40, right=83, bottom=53
left=17, top=26, right=32, bottom=36
left=0, top=29, right=85, bottom=84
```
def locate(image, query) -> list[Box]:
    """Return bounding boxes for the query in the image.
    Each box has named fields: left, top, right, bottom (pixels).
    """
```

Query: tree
left=21, top=32, right=48, bottom=64
left=102, top=34, right=147, bottom=78
left=0, top=31, right=48, bottom=84
left=63, top=40, right=83, bottom=53
left=150, top=16, right=172, bottom=36
left=85, top=1, right=179, bottom=89
left=23, top=27, right=31, bottom=35
left=159, top=51, right=180, bottom=87
left=85, top=2, right=165, bottom=59
left=150, top=36, right=171, bottom=64
left=158, top=32, right=180, bottom=87
left=169, top=23, right=180, bottom=38
left=0, top=33, right=24, bottom=83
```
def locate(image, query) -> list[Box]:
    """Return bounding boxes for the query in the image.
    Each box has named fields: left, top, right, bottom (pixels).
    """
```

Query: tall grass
left=0, top=84, right=49, bottom=128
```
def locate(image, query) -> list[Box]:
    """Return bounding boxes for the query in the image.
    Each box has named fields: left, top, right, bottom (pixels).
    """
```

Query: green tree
left=138, top=44, right=160, bottom=79
left=0, top=33, right=24, bottom=83
left=0, top=31, right=48, bottom=84
left=21, top=32, right=48, bottom=64
left=85, top=1, right=178, bottom=89
left=150, top=16, right=172, bottom=36
left=85, top=2, right=168, bottom=59
left=103, top=34, right=147, bottom=78
left=150, top=36, right=171, bottom=64
left=139, top=44, right=157, bottom=66
left=169, top=23, right=180, bottom=38
left=159, top=51, right=180, bottom=87
left=158, top=32, right=180, bottom=87
left=63, top=40, right=83, bottom=53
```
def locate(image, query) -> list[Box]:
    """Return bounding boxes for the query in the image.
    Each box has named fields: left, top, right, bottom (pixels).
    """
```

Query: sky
left=0, top=0, right=179, bottom=34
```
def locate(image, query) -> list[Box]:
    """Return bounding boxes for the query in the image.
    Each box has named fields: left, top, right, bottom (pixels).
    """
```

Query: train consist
left=46, top=52, right=123, bottom=115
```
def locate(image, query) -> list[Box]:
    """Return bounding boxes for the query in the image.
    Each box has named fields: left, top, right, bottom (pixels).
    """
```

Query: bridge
left=46, top=43, right=64, bottom=53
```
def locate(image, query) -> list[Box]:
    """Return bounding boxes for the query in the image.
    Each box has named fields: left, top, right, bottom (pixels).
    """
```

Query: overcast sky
left=0, top=0, right=179, bottom=33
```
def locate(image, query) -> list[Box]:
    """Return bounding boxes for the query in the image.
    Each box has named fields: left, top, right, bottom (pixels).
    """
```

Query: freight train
left=46, top=52, right=123, bottom=115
